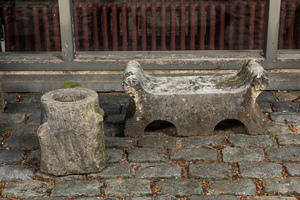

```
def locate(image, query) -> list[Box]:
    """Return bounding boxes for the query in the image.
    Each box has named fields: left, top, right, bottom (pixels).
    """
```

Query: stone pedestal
left=37, top=88, right=106, bottom=176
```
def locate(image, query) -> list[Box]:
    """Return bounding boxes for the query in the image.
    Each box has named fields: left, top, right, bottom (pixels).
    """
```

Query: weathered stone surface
left=5, top=103, right=41, bottom=114
left=78, top=198, right=118, bottom=200
left=277, top=91, right=300, bottom=101
left=0, top=150, right=25, bottom=163
left=38, top=88, right=106, bottom=176
left=258, top=102, right=273, bottom=113
left=26, top=112, right=42, bottom=125
left=4, top=93, right=16, bottom=104
left=19, top=93, right=43, bottom=103
left=3, top=135, right=40, bottom=149
left=51, top=180, right=103, bottom=197
left=265, top=147, right=300, bottom=162
left=126, top=196, right=152, bottom=200
left=1, top=180, right=50, bottom=198
left=0, top=75, right=4, bottom=118
left=209, top=179, right=256, bottom=196
left=247, top=197, right=297, bottom=200
left=137, top=136, right=177, bottom=148
left=135, top=164, right=181, bottom=179
left=170, top=148, right=218, bottom=162
left=106, top=149, right=124, bottom=163
left=127, top=148, right=168, bottom=162
left=182, top=136, right=223, bottom=148
left=0, top=124, right=36, bottom=135
left=122, top=60, right=269, bottom=137
left=35, top=171, right=82, bottom=180
left=105, top=179, right=152, bottom=196
left=267, top=123, right=291, bottom=134
left=24, top=198, right=65, bottom=200
left=154, top=195, right=179, bottom=200
left=277, top=134, right=300, bottom=146
left=105, top=137, right=133, bottom=148
left=23, top=198, right=66, bottom=200
left=238, top=162, right=283, bottom=178
left=0, top=165, right=34, bottom=182
left=292, top=123, right=300, bottom=132
left=263, top=178, right=300, bottom=194
left=155, top=180, right=203, bottom=196
left=98, top=93, right=130, bottom=115
left=257, top=91, right=278, bottom=103
left=228, top=135, right=273, bottom=148
left=106, top=114, right=126, bottom=124
left=274, top=102, right=300, bottom=112
left=222, top=147, right=265, bottom=162
left=87, top=163, right=132, bottom=179
left=188, top=163, right=233, bottom=179
left=270, top=112, right=300, bottom=123
left=104, top=124, right=124, bottom=137
left=1, top=113, right=26, bottom=124
left=189, top=195, right=240, bottom=200
left=284, top=164, right=300, bottom=176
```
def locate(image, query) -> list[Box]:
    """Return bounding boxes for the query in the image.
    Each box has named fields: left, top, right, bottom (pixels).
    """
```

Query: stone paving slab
left=0, top=124, right=36, bottom=135
left=1, top=180, right=50, bottom=198
left=35, top=171, right=82, bottom=180
left=19, top=93, right=43, bottom=103
left=137, top=136, right=177, bottom=148
left=1, top=113, right=26, bottom=124
left=182, top=136, right=223, bottom=148
left=265, top=147, right=300, bottom=162
left=4, top=93, right=17, bottom=104
left=238, top=162, right=283, bottom=178
left=228, top=135, right=273, bottom=148
left=257, top=92, right=278, bottom=103
left=277, top=91, right=300, bottom=101
left=0, top=150, right=25, bottom=164
left=127, top=148, right=168, bottom=162
left=267, top=123, right=291, bottom=134
left=0, top=165, right=34, bottom=182
left=208, top=179, right=257, bottom=196
left=222, top=147, right=265, bottom=162
left=105, top=179, right=152, bottom=197
left=5, top=103, right=41, bottom=114
left=188, top=163, right=233, bottom=180
left=3, top=135, right=40, bottom=149
left=26, top=112, right=42, bottom=125
left=106, top=114, right=126, bottom=124
left=51, top=180, right=103, bottom=197
left=23, top=197, right=66, bottom=200
left=135, top=163, right=181, bottom=179
left=292, top=123, right=300, bottom=132
left=106, top=149, right=124, bottom=163
left=263, top=178, right=300, bottom=195
left=105, top=137, right=133, bottom=148
left=87, top=163, right=132, bottom=179
left=188, top=195, right=240, bottom=200
left=270, top=112, right=300, bottom=123
left=155, top=180, right=203, bottom=196
left=257, top=102, right=273, bottom=113
left=274, top=102, right=300, bottom=112
left=277, top=134, right=300, bottom=146
left=104, top=124, right=124, bottom=137
left=170, top=148, right=218, bottom=162
left=247, top=197, right=297, bottom=200
left=284, top=164, right=300, bottom=176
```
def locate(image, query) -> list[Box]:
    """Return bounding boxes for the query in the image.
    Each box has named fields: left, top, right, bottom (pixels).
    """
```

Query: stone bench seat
left=122, top=60, right=269, bottom=137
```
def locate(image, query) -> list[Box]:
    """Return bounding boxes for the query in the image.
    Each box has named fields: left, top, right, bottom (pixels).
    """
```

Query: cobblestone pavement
left=0, top=91, right=300, bottom=200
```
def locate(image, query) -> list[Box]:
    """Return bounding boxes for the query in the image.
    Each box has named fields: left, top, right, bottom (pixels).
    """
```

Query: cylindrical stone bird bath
left=37, top=88, right=106, bottom=176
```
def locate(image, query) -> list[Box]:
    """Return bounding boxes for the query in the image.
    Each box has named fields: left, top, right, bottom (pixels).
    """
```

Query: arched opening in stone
left=214, top=119, right=248, bottom=135
left=144, top=120, right=177, bottom=136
